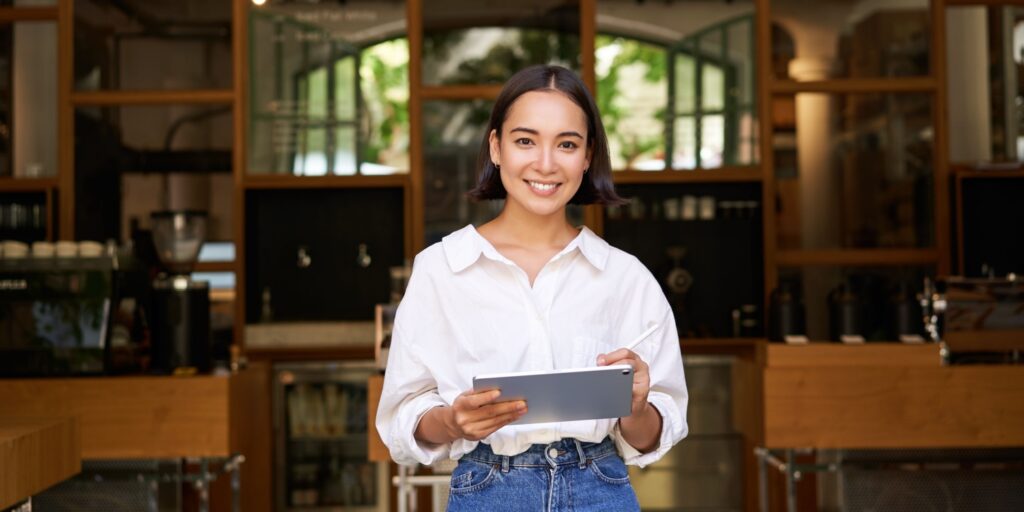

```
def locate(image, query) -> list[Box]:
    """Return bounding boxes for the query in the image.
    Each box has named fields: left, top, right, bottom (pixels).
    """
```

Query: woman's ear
left=488, top=129, right=501, bottom=167
left=584, top=142, right=593, bottom=172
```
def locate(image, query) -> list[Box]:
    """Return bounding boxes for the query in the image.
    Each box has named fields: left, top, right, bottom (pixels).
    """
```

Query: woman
left=376, top=64, right=688, bottom=511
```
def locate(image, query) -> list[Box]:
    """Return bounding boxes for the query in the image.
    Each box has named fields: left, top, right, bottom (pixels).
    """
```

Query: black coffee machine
left=149, top=211, right=211, bottom=374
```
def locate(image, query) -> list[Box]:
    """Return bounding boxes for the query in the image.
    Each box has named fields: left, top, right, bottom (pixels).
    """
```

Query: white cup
left=55, top=240, right=77, bottom=258
left=78, top=240, right=104, bottom=257
left=31, top=241, right=55, bottom=258
left=2, top=240, right=29, bottom=258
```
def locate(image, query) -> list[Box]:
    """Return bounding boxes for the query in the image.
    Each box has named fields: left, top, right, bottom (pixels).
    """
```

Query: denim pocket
left=588, top=453, right=631, bottom=485
left=449, top=460, right=498, bottom=494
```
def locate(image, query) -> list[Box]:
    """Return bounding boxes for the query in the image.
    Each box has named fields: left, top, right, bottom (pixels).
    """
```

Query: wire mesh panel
left=838, top=449, right=1024, bottom=512
left=33, top=460, right=182, bottom=512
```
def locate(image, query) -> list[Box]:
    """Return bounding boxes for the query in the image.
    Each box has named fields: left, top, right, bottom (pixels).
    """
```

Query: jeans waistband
left=463, top=437, right=617, bottom=469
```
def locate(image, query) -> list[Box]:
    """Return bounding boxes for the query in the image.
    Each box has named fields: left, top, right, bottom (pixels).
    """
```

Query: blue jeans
left=446, top=437, right=640, bottom=512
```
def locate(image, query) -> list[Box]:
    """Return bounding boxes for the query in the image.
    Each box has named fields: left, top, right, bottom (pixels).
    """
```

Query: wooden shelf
left=953, top=169, right=1024, bottom=180
left=613, top=167, right=762, bottom=184
left=242, top=174, right=410, bottom=189
left=0, top=6, right=58, bottom=22
left=771, top=77, right=936, bottom=94
left=420, top=84, right=503, bottom=100
left=70, top=89, right=234, bottom=106
left=0, top=177, right=58, bottom=192
left=775, top=248, right=939, bottom=267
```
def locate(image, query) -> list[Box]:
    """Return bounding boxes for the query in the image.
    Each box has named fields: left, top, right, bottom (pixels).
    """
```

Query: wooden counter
left=762, top=343, right=1024, bottom=449
left=0, top=417, right=80, bottom=509
left=0, top=364, right=273, bottom=512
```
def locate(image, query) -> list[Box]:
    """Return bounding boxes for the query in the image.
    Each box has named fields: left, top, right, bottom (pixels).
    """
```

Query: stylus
left=622, top=323, right=660, bottom=352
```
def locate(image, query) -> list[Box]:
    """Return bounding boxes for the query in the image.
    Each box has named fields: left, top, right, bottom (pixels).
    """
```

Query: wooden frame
left=70, top=89, right=234, bottom=106
left=775, top=248, right=939, bottom=267
left=612, top=167, right=762, bottom=185
left=0, top=6, right=57, bottom=23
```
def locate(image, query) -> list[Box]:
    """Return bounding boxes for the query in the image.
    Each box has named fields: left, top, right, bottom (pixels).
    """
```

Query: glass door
left=274, top=361, right=388, bottom=512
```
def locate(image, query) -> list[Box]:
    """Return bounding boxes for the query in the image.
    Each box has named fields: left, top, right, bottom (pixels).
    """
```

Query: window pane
left=700, top=115, right=725, bottom=168
left=3, top=22, right=57, bottom=178
left=74, top=0, right=232, bottom=91
left=360, top=39, right=410, bottom=174
left=422, top=0, right=580, bottom=85
left=702, top=63, right=725, bottom=111
left=673, top=117, right=696, bottom=170
left=771, top=0, right=930, bottom=80
left=675, top=52, right=696, bottom=115
left=774, top=93, right=934, bottom=250
left=595, top=35, right=667, bottom=171
left=248, top=1, right=408, bottom=175
left=334, top=57, right=357, bottom=120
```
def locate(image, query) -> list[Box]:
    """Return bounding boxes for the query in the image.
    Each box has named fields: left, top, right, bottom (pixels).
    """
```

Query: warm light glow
left=252, top=0, right=266, bottom=5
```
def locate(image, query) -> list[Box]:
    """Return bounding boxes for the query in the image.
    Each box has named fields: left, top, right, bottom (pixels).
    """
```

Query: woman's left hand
left=596, top=348, right=650, bottom=417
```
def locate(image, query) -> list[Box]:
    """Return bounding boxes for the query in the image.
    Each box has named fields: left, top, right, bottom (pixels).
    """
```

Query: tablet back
left=473, top=365, right=634, bottom=425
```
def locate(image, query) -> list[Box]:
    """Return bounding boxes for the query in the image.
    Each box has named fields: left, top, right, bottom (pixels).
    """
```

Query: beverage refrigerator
left=273, top=361, right=389, bottom=512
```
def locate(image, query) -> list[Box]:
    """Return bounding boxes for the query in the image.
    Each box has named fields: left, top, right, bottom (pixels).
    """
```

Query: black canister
left=828, top=283, right=864, bottom=342
left=769, top=285, right=806, bottom=342
left=150, top=276, right=211, bottom=374
left=889, top=281, right=924, bottom=340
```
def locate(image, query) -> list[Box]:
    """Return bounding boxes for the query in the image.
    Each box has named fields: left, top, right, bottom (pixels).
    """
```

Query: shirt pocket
left=568, top=322, right=612, bottom=369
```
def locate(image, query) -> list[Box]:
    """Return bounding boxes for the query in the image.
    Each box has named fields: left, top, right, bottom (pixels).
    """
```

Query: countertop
left=0, top=417, right=80, bottom=509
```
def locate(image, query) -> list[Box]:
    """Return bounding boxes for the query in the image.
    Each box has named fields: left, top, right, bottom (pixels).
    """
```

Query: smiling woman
left=376, top=65, right=690, bottom=512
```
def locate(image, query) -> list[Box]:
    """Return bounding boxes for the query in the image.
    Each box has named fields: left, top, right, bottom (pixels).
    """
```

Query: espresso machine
left=149, top=210, right=211, bottom=374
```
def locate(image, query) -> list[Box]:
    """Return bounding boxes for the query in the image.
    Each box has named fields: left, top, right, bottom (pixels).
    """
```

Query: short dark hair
left=467, top=65, right=625, bottom=206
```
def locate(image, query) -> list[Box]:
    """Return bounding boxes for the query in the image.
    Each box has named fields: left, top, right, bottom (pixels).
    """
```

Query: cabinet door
left=246, top=188, right=404, bottom=322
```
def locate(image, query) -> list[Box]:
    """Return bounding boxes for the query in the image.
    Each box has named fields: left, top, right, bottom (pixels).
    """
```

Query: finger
left=474, top=408, right=527, bottom=434
left=460, top=389, right=502, bottom=409
left=480, top=400, right=526, bottom=417
left=598, top=348, right=639, bottom=366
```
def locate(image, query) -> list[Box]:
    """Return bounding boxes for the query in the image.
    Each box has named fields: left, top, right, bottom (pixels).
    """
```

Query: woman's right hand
left=442, top=389, right=527, bottom=441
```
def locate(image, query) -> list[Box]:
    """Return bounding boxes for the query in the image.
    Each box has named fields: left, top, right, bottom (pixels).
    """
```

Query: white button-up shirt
left=376, top=225, right=688, bottom=468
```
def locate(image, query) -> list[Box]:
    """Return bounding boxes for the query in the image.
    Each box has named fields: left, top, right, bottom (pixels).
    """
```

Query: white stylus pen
left=622, top=323, right=660, bottom=352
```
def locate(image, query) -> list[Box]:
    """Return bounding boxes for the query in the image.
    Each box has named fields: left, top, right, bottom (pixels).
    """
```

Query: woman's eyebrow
left=510, top=126, right=584, bottom=139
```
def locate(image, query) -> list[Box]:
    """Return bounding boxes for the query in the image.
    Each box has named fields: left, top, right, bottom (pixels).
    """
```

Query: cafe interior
left=1, top=0, right=1023, bottom=511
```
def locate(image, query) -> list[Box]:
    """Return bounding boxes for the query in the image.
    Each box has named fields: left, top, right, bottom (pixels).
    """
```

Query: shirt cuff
left=390, top=392, right=451, bottom=466
left=615, top=391, right=686, bottom=468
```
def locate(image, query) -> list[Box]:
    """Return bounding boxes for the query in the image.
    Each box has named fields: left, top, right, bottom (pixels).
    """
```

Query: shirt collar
left=441, top=224, right=610, bottom=273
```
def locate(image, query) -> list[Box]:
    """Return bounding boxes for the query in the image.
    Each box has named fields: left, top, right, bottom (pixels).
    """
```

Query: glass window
left=773, top=92, right=934, bottom=250
left=74, top=0, right=232, bottom=91
left=422, top=0, right=580, bottom=85
left=248, top=1, right=409, bottom=175
left=1, top=21, right=57, bottom=178
left=596, top=0, right=757, bottom=171
left=771, top=0, right=930, bottom=80
left=947, top=6, right=1024, bottom=163
left=75, top=105, right=233, bottom=242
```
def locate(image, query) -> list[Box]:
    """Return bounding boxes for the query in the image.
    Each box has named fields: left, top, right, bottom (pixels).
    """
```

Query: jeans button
left=547, top=448, right=558, bottom=459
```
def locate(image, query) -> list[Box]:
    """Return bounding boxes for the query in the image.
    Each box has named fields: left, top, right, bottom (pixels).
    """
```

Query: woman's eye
left=515, top=138, right=534, bottom=146
left=559, top=141, right=579, bottom=149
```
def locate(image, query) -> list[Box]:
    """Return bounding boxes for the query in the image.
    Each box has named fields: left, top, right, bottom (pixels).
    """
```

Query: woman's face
left=489, top=90, right=592, bottom=219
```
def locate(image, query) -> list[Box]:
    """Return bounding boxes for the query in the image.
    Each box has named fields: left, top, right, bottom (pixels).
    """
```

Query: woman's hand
left=445, top=389, right=527, bottom=441
left=597, top=348, right=651, bottom=416
left=416, top=388, right=527, bottom=445
left=597, top=348, right=662, bottom=453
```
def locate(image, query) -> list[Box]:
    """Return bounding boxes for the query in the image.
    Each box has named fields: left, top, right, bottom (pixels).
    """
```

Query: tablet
left=473, top=365, right=634, bottom=425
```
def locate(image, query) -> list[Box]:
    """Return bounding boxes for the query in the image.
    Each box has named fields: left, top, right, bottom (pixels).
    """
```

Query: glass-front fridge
left=274, top=361, right=389, bottom=512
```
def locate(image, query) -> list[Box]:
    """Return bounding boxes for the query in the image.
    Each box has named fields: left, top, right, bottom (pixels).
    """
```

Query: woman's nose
left=535, top=148, right=556, bottom=173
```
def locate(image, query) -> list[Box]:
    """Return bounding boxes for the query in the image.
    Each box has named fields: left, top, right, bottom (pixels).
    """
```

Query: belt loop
left=501, top=455, right=510, bottom=473
left=574, top=439, right=587, bottom=469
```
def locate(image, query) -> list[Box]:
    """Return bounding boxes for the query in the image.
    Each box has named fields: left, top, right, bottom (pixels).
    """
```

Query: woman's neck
left=482, top=203, right=577, bottom=250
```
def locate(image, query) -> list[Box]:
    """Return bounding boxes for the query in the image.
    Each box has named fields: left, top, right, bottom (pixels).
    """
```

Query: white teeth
left=528, top=181, right=557, bottom=191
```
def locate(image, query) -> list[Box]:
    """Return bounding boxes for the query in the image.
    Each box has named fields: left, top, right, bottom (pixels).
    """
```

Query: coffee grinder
left=149, top=210, right=211, bottom=374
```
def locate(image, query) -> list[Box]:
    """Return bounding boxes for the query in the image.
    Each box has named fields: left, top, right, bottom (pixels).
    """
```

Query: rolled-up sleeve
left=615, top=304, right=689, bottom=467
left=375, top=321, right=450, bottom=466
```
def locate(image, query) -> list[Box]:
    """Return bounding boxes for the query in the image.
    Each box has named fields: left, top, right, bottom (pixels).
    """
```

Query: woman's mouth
left=527, top=180, right=560, bottom=195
